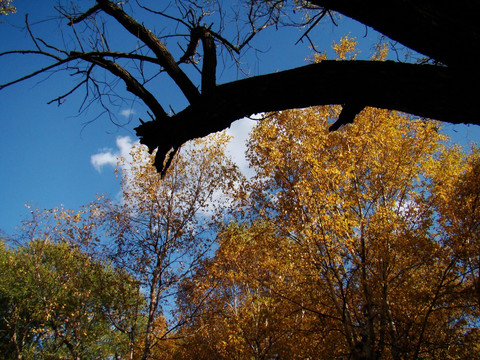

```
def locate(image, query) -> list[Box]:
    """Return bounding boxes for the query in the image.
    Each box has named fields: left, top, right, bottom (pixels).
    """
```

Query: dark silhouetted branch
left=67, top=4, right=101, bottom=25
left=136, top=60, right=478, bottom=175
left=96, top=0, right=200, bottom=104
left=329, top=103, right=365, bottom=132
left=73, top=53, right=168, bottom=119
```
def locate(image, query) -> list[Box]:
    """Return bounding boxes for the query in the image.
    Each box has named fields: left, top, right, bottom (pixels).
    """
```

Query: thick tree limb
left=4, top=0, right=480, bottom=178
left=329, top=103, right=365, bottom=132
left=96, top=0, right=200, bottom=104
left=178, top=27, right=202, bottom=64
left=177, top=26, right=217, bottom=95
left=199, top=28, right=216, bottom=95
left=136, top=60, right=478, bottom=174
left=310, top=0, right=480, bottom=69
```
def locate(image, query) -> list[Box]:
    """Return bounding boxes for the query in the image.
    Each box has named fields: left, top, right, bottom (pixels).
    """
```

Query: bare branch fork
left=2, top=0, right=480, bottom=177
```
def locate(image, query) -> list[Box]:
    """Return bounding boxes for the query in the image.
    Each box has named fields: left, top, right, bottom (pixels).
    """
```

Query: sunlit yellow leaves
left=0, top=0, right=15, bottom=15
left=173, top=220, right=308, bottom=359
left=332, top=35, right=359, bottom=60
left=238, top=100, right=477, bottom=358
left=94, top=130, right=243, bottom=359
left=3, top=35, right=478, bottom=359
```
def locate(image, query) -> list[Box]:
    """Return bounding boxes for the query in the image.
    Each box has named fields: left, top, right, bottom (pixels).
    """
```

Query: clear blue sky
left=1, top=1, right=478, bottom=235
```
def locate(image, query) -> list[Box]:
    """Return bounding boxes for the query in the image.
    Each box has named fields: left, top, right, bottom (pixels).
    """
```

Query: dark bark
left=200, top=28, right=217, bottom=95
left=135, top=0, right=480, bottom=175
left=3, top=0, right=480, bottom=176
left=74, top=53, right=168, bottom=119
left=136, top=60, right=478, bottom=174
left=96, top=0, right=200, bottom=104
left=310, top=0, right=480, bottom=70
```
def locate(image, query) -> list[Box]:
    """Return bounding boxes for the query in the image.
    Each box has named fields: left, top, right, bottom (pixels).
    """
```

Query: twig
left=67, top=4, right=101, bottom=25
left=25, top=14, right=41, bottom=51
left=295, top=9, right=327, bottom=45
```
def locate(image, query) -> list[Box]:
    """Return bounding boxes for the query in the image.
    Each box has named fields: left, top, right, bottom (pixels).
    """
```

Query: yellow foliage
left=243, top=104, right=478, bottom=358
left=332, top=35, right=359, bottom=60
left=176, top=102, right=478, bottom=359
left=0, top=0, right=15, bottom=15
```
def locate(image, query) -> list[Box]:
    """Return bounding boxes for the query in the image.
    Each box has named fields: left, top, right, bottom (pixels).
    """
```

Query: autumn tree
left=0, top=0, right=15, bottom=16
left=1, top=0, right=479, bottom=175
left=166, top=39, right=480, bottom=359
left=171, top=101, right=480, bottom=358
left=243, top=105, right=480, bottom=359
left=174, top=221, right=311, bottom=360
left=0, top=130, right=240, bottom=360
left=0, top=238, right=144, bottom=360
left=96, top=132, right=241, bottom=360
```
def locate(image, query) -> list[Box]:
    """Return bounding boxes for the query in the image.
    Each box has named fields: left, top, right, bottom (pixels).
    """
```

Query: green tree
left=0, top=238, right=144, bottom=359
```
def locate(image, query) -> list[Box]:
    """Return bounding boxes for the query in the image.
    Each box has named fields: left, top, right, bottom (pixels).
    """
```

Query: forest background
left=0, top=1, right=479, bottom=359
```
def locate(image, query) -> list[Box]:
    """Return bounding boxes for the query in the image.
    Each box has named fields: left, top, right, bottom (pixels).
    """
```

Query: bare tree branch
left=73, top=52, right=168, bottom=119
left=67, top=4, right=101, bottom=25
left=25, top=14, right=42, bottom=51
left=96, top=0, right=200, bottom=104
left=0, top=57, right=69, bottom=90
left=3, top=0, right=480, bottom=178
left=199, top=27, right=216, bottom=94
left=178, top=26, right=202, bottom=64
left=46, top=64, right=96, bottom=107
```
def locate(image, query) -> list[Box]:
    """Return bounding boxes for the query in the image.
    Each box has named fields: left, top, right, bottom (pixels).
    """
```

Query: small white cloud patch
left=91, top=152, right=116, bottom=172
left=120, top=108, right=135, bottom=118
left=91, top=136, right=137, bottom=172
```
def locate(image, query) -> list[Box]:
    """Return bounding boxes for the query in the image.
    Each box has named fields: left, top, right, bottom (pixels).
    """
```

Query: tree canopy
left=0, top=0, right=15, bottom=16
left=2, top=100, right=479, bottom=358
left=0, top=239, right=144, bottom=359
left=0, top=131, right=241, bottom=360
left=173, top=104, right=480, bottom=360
left=99, top=132, right=240, bottom=359
left=1, top=0, right=478, bottom=175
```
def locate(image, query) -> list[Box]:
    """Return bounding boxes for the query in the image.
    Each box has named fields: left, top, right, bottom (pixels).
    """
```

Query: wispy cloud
left=119, top=108, right=135, bottom=118
left=91, top=136, right=137, bottom=172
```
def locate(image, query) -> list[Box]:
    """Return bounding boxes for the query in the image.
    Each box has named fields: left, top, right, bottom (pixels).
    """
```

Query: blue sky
left=1, top=1, right=479, bottom=235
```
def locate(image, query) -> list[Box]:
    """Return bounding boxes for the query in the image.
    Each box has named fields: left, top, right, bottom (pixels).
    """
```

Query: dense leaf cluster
left=2, top=105, right=479, bottom=359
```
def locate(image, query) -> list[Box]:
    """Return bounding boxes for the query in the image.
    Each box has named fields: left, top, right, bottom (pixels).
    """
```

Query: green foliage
left=0, top=239, right=144, bottom=359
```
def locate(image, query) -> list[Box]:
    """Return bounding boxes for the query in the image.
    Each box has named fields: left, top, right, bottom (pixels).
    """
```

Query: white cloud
left=90, top=152, right=116, bottom=172
left=91, top=118, right=258, bottom=175
left=91, top=136, right=138, bottom=172
left=119, top=108, right=135, bottom=118
left=225, top=118, right=257, bottom=177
